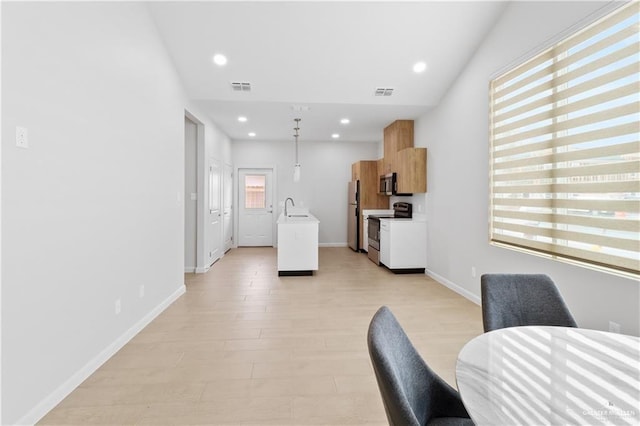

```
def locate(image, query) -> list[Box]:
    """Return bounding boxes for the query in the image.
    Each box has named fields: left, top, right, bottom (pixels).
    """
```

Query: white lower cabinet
left=380, top=221, right=390, bottom=266
left=380, top=219, right=426, bottom=271
left=277, top=215, right=319, bottom=275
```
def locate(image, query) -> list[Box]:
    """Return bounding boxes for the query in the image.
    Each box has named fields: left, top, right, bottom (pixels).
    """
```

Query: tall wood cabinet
left=352, top=160, right=388, bottom=249
left=382, top=119, right=427, bottom=194
left=382, top=120, right=414, bottom=175
left=377, top=159, right=385, bottom=182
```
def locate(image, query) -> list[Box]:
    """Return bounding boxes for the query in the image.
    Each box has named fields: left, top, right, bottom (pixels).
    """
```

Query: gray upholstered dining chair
left=367, top=306, right=474, bottom=426
left=481, top=274, right=578, bottom=333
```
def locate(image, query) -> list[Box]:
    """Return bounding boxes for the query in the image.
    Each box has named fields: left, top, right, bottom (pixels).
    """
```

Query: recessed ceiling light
left=238, top=116, right=248, bottom=122
left=331, top=133, right=340, bottom=139
left=340, top=118, right=350, bottom=125
left=248, top=132, right=256, bottom=137
left=213, top=54, right=227, bottom=66
left=413, top=61, right=428, bottom=73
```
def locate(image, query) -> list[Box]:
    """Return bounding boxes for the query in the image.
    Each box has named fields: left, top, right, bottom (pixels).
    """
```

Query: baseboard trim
left=425, top=269, right=481, bottom=305
left=18, top=284, right=186, bottom=426
left=278, top=270, right=314, bottom=276
left=195, top=265, right=210, bottom=274
left=184, top=266, right=196, bottom=273
left=319, top=243, right=347, bottom=248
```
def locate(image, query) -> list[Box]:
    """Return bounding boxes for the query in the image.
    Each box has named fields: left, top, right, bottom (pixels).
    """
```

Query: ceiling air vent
left=374, top=87, right=394, bottom=96
left=231, top=82, right=251, bottom=92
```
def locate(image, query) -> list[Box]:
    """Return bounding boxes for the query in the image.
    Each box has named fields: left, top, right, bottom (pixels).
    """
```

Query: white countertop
left=277, top=212, right=320, bottom=224
left=362, top=209, right=394, bottom=218
left=379, top=215, right=427, bottom=223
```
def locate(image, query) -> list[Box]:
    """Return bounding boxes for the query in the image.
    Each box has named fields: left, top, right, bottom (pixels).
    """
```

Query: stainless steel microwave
left=379, top=173, right=396, bottom=195
left=380, top=172, right=412, bottom=196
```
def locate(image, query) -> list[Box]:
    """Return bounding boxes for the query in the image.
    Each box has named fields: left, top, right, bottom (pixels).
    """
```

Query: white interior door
left=208, top=159, right=222, bottom=265
left=238, top=168, right=273, bottom=246
left=223, top=163, right=233, bottom=252
left=184, top=117, right=198, bottom=272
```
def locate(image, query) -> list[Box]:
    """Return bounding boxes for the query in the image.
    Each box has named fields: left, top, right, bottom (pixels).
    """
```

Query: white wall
left=415, top=1, right=639, bottom=335
left=232, top=139, right=380, bottom=246
left=1, top=3, right=231, bottom=424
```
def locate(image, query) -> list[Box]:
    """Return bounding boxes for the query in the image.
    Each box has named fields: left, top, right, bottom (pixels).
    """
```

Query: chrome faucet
left=284, top=197, right=295, bottom=216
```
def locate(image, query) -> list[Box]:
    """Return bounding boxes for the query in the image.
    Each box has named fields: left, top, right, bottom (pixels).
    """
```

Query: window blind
left=489, top=2, right=639, bottom=277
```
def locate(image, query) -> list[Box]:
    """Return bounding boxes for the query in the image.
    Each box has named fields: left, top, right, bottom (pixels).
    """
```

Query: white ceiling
left=148, top=1, right=507, bottom=142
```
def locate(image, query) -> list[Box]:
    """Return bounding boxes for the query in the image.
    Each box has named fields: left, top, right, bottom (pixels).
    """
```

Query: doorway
left=207, top=159, right=222, bottom=265
left=237, top=168, right=274, bottom=246
left=184, top=116, right=198, bottom=272
left=184, top=110, right=225, bottom=273
left=223, top=163, right=233, bottom=252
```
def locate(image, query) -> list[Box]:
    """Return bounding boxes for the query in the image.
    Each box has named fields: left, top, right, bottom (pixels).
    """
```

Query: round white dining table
left=456, top=326, right=640, bottom=426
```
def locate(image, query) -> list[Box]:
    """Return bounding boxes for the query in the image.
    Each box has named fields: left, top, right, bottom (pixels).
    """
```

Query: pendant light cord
left=294, top=118, right=301, bottom=164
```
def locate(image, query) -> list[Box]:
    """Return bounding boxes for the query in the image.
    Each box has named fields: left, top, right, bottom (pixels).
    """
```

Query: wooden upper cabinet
left=396, top=148, right=427, bottom=194
left=383, top=126, right=394, bottom=174
left=352, top=162, right=360, bottom=182
left=383, top=120, right=414, bottom=174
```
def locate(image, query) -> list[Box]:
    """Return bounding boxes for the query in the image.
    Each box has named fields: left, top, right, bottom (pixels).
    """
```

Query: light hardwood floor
left=40, top=247, right=483, bottom=425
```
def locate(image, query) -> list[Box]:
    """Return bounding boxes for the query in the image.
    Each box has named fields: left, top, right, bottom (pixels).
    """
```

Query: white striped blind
left=489, top=2, right=639, bottom=277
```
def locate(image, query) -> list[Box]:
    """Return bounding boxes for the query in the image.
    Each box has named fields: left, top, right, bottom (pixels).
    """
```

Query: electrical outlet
left=115, top=299, right=122, bottom=315
left=609, top=321, right=621, bottom=333
left=471, top=266, right=477, bottom=278
left=139, top=285, right=145, bottom=299
left=16, top=126, right=29, bottom=149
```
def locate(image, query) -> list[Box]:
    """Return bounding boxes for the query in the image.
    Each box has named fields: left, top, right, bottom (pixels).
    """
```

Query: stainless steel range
left=367, top=202, right=412, bottom=265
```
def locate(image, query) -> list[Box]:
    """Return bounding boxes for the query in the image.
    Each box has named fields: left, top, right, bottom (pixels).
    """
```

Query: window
left=489, top=2, right=639, bottom=277
left=244, top=175, right=266, bottom=209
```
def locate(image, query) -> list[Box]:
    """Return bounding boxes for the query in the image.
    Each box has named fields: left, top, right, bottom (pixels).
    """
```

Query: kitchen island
left=276, top=212, right=319, bottom=276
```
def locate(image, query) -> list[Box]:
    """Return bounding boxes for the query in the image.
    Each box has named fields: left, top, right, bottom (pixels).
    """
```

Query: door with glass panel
left=238, top=168, right=274, bottom=246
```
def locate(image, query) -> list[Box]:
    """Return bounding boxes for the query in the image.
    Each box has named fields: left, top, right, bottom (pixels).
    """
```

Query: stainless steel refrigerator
left=348, top=180, right=360, bottom=251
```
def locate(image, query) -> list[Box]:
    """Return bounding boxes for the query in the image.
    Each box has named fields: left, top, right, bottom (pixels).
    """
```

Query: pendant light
left=293, top=118, right=301, bottom=182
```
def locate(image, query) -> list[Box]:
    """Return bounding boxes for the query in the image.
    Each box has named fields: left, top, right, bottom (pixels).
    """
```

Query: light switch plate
left=609, top=321, right=621, bottom=333
left=16, top=126, right=29, bottom=149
